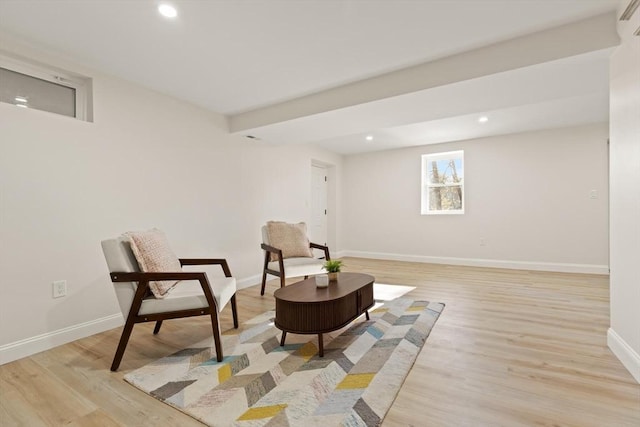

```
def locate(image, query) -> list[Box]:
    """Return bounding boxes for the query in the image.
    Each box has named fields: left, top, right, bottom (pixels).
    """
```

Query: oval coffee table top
left=273, top=272, right=375, bottom=303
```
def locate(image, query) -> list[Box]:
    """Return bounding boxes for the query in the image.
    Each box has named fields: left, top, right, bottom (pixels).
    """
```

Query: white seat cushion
left=268, top=257, right=325, bottom=278
left=138, top=277, right=236, bottom=316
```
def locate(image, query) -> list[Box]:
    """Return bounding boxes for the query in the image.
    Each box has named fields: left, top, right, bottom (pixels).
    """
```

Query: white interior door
left=310, top=165, right=328, bottom=248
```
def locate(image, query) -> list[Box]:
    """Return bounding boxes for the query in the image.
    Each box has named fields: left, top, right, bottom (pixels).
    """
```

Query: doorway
left=310, top=164, right=328, bottom=246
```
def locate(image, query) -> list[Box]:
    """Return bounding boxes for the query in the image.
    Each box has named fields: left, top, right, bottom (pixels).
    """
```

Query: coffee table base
left=279, top=310, right=370, bottom=357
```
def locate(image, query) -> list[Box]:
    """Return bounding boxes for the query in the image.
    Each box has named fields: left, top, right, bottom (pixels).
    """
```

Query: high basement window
left=0, top=54, right=92, bottom=122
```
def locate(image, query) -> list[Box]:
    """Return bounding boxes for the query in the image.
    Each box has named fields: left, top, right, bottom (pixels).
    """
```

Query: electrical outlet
left=480, top=237, right=486, bottom=246
left=589, top=190, right=598, bottom=199
left=52, top=280, right=67, bottom=298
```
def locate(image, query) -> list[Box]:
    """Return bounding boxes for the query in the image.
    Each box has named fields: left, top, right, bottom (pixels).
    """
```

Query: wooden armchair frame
left=109, top=258, right=238, bottom=372
left=260, top=242, right=330, bottom=295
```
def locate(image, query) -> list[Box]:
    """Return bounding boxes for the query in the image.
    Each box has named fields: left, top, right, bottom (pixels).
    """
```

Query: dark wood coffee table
left=274, top=272, right=375, bottom=356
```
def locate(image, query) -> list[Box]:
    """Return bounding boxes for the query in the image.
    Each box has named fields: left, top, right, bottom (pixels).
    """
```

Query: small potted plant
left=323, top=260, right=343, bottom=281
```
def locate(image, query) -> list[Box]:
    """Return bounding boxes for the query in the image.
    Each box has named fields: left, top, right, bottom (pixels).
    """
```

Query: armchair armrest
left=310, top=242, right=330, bottom=260
left=179, top=258, right=232, bottom=277
left=261, top=242, right=329, bottom=261
left=261, top=243, right=285, bottom=274
left=110, top=271, right=218, bottom=310
left=110, top=271, right=208, bottom=282
left=261, top=243, right=284, bottom=259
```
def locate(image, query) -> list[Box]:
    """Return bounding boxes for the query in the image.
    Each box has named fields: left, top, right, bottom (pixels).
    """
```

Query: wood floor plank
left=0, top=357, right=96, bottom=426
left=0, top=258, right=638, bottom=426
left=64, top=409, right=121, bottom=427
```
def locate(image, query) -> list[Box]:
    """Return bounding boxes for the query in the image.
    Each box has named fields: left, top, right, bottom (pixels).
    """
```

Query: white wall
left=341, top=124, right=609, bottom=272
left=607, top=1, right=640, bottom=383
left=0, top=39, right=342, bottom=363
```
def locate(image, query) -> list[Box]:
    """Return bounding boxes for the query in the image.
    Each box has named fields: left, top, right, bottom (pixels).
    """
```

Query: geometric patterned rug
left=124, top=298, right=444, bottom=427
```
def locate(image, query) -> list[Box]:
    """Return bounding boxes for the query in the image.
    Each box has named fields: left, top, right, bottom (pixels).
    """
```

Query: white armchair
left=101, top=231, right=238, bottom=371
left=260, top=221, right=330, bottom=295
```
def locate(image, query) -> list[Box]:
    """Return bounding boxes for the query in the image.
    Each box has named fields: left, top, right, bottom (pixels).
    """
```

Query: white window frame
left=0, top=53, right=90, bottom=121
left=421, top=150, right=465, bottom=215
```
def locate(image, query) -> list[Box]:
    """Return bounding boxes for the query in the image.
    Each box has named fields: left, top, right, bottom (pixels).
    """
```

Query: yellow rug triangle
left=237, top=404, right=288, bottom=420
left=297, top=341, right=318, bottom=361
left=336, top=373, right=376, bottom=389
left=217, top=363, right=232, bottom=383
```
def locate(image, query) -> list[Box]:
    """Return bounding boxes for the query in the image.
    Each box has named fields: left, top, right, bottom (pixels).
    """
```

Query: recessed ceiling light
left=478, top=116, right=489, bottom=123
left=15, top=96, right=28, bottom=103
left=15, top=104, right=28, bottom=108
left=365, top=135, right=373, bottom=141
left=158, top=4, right=177, bottom=18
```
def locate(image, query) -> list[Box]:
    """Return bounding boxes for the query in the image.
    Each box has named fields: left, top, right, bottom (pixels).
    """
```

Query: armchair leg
left=111, top=319, right=135, bottom=372
left=210, top=311, right=224, bottom=362
left=153, top=320, right=163, bottom=335
left=260, top=252, right=271, bottom=296
left=261, top=270, right=268, bottom=296
left=280, top=274, right=286, bottom=288
left=231, top=295, right=239, bottom=329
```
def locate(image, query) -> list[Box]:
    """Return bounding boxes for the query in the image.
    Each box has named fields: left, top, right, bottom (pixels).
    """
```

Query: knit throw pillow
left=126, top=229, right=181, bottom=298
left=266, top=221, right=313, bottom=261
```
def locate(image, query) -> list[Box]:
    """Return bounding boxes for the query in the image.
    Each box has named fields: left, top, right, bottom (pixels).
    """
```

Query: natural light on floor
left=371, top=283, right=416, bottom=310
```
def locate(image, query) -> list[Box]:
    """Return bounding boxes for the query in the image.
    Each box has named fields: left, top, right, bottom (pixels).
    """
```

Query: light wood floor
left=1, top=258, right=638, bottom=426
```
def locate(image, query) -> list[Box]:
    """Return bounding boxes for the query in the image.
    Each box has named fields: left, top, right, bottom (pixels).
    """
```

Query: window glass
left=421, top=150, right=464, bottom=214
left=1, top=67, right=76, bottom=117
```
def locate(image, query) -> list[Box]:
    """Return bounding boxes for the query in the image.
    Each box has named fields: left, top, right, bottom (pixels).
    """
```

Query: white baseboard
left=333, top=250, right=348, bottom=259
left=237, top=274, right=261, bottom=290
left=608, top=328, right=640, bottom=384
left=0, top=313, right=123, bottom=366
left=339, top=250, right=609, bottom=275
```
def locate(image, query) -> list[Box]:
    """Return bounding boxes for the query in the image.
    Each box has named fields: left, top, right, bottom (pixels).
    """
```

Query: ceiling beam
left=230, top=12, right=619, bottom=134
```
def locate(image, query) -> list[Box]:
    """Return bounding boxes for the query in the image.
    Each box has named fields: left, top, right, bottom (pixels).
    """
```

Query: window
left=0, top=54, right=92, bottom=121
left=421, top=150, right=464, bottom=214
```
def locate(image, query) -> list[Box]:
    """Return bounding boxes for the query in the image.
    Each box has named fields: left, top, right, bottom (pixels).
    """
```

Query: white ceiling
left=0, top=0, right=621, bottom=154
